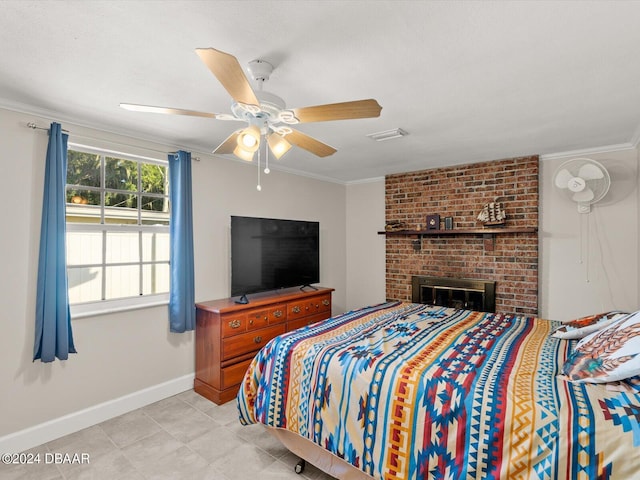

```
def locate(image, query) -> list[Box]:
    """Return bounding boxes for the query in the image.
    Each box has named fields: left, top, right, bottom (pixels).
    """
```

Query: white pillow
left=552, top=311, right=628, bottom=340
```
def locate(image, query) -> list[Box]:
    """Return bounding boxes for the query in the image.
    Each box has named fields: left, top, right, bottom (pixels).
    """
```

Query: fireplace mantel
left=378, top=227, right=537, bottom=236
left=379, top=226, right=537, bottom=252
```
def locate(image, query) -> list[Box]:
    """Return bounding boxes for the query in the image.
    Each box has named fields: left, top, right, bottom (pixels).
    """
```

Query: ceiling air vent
left=366, top=128, right=408, bottom=142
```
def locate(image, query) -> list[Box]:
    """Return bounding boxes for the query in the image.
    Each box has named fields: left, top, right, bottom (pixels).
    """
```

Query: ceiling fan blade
left=578, top=163, right=604, bottom=180
left=554, top=168, right=573, bottom=188
left=213, top=130, right=241, bottom=154
left=573, top=188, right=594, bottom=203
left=120, top=103, right=227, bottom=119
left=291, top=99, right=382, bottom=123
left=285, top=129, right=337, bottom=157
left=195, top=48, right=259, bottom=107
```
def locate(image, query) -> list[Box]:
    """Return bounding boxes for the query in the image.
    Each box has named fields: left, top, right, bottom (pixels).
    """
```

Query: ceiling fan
left=120, top=48, right=382, bottom=162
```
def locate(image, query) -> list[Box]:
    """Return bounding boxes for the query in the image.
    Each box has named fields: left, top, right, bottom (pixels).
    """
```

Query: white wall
left=0, top=107, right=346, bottom=447
left=539, top=148, right=639, bottom=320
left=345, top=180, right=386, bottom=310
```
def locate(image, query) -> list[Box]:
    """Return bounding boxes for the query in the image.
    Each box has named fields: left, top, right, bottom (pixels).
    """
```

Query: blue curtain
left=34, top=122, right=77, bottom=362
left=168, top=150, right=195, bottom=332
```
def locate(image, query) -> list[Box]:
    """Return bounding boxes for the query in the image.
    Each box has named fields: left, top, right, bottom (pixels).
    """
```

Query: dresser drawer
left=221, top=358, right=252, bottom=389
left=288, top=294, right=332, bottom=319
left=222, top=324, right=286, bottom=360
left=246, top=304, right=287, bottom=331
left=220, top=312, right=247, bottom=337
left=287, top=311, right=331, bottom=332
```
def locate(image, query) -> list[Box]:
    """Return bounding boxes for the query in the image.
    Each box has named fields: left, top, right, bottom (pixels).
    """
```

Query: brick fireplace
left=384, top=156, right=539, bottom=315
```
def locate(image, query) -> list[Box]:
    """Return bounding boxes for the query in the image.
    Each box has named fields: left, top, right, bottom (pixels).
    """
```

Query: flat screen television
left=230, top=216, right=320, bottom=301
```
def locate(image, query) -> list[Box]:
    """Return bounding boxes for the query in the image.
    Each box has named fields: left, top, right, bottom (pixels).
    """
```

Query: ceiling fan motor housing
left=231, top=89, right=298, bottom=135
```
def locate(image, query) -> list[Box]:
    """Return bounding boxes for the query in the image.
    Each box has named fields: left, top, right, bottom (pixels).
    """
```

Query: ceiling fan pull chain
left=256, top=144, right=262, bottom=191
left=264, top=138, right=270, bottom=174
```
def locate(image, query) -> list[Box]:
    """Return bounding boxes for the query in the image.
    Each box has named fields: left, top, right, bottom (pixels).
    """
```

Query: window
left=65, top=145, right=170, bottom=316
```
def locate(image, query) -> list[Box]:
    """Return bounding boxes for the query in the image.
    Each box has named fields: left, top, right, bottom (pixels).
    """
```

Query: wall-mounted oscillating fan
left=553, top=158, right=611, bottom=213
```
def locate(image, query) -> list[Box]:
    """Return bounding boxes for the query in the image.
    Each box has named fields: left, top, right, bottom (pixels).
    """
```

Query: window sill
left=70, top=294, right=169, bottom=319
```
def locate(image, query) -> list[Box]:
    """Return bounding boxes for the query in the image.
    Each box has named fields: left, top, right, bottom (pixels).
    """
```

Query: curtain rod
left=26, top=122, right=69, bottom=134
left=25, top=122, right=201, bottom=161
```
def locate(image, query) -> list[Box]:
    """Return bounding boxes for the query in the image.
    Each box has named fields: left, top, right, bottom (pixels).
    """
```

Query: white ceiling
left=2, top=1, right=640, bottom=183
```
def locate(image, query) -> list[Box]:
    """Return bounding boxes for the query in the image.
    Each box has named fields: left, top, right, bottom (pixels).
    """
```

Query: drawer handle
left=249, top=319, right=254, bottom=326
left=292, top=306, right=301, bottom=314
left=274, top=310, right=283, bottom=318
left=253, top=336, right=263, bottom=344
left=322, top=299, right=330, bottom=306
left=229, top=319, right=241, bottom=329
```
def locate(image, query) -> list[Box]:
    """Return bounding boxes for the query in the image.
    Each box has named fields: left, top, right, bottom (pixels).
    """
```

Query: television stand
left=194, top=286, right=334, bottom=405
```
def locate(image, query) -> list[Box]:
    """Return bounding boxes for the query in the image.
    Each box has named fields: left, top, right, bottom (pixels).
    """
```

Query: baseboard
left=0, top=374, right=194, bottom=454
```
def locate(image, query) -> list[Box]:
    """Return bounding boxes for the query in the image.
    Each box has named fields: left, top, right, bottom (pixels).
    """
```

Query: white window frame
left=66, top=143, right=170, bottom=319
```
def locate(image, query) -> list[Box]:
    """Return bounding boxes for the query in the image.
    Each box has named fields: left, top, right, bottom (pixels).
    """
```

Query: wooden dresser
left=194, top=286, right=334, bottom=405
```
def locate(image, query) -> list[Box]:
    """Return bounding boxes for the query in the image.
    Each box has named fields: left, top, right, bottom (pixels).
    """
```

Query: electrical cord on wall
left=589, top=207, right=618, bottom=311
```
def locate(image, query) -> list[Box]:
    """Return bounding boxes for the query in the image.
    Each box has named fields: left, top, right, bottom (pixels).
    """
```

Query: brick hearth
left=384, top=156, right=539, bottom=315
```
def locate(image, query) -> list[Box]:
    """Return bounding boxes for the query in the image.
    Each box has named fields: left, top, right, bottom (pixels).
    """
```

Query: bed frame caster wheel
left=294, top=459, right=306, bottom=474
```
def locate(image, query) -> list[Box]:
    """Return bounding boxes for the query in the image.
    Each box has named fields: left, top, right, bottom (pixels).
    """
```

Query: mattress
left=237, top=302, right=640, bottom=479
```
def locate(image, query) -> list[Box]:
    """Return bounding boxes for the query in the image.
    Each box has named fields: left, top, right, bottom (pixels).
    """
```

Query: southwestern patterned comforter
left=237, top=302, right=640, bottom=479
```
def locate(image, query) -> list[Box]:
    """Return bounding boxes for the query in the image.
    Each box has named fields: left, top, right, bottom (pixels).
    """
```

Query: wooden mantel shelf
left=378, top=227, right=537, bottom=236
left=378, top=227, right=537, bottom=252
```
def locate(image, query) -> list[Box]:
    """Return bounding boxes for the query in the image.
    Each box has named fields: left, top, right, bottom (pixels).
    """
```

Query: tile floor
left=1, top=390, right=337, bottom=480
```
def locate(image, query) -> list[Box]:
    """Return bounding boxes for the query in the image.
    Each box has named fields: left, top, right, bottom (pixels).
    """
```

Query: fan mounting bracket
left=577, top=203, right=591, bottom=214
left=247, top=59, right=273, bottom=82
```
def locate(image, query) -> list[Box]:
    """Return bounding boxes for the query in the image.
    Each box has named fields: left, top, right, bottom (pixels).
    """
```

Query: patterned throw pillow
left=561, top=310, right=640, bottom=383
left=552, top=311, right=629, bottom=339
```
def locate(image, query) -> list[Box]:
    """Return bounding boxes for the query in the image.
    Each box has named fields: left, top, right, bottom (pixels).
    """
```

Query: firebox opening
left=411, top=276, right=496, bottom=313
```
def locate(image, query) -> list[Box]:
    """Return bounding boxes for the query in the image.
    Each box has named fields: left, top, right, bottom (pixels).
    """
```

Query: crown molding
left=345, top=176, right=385, bottom=186
left=539, top=141, right=637, bottom=161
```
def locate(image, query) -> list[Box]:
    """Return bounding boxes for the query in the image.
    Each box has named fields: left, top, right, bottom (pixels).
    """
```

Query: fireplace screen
left=411, top=276, right=496, bottom=313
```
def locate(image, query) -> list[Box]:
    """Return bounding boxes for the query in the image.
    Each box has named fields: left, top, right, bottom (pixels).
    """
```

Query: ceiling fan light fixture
left=267, top=133, right=292, bottom=159
left=233, top=144, right=255, bottom=161
left=366, top=128, right=408, bottom=142
left=237, top=125, right=261, bottom=152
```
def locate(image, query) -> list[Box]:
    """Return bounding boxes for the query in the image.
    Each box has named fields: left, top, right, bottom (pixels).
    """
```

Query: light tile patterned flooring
left=1, top=390, right=337, bottom=480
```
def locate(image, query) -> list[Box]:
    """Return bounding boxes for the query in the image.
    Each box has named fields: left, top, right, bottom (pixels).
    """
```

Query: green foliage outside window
left=66, top=150, right=168, bottom=212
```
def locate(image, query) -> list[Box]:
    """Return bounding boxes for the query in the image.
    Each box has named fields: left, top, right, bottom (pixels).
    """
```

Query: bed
left=236, top=302, right=640, bottom=479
